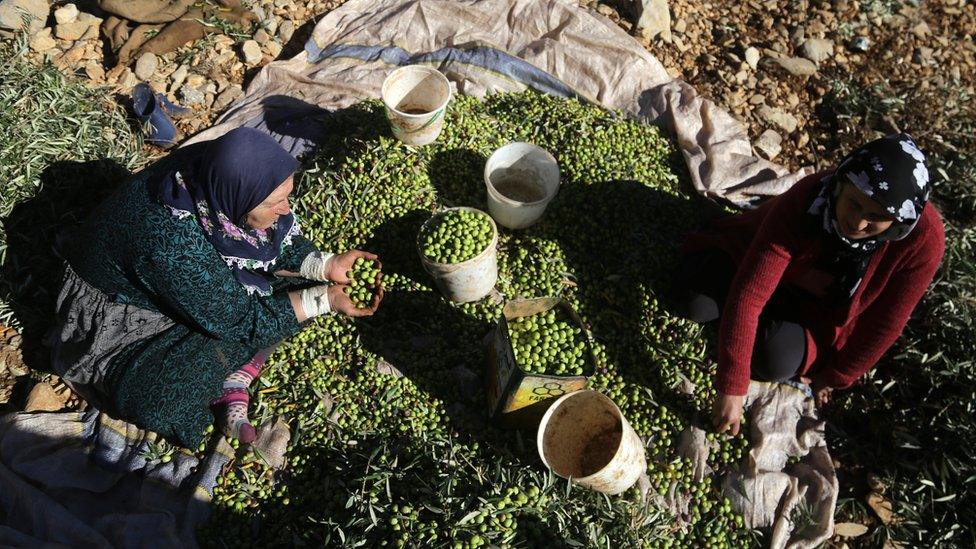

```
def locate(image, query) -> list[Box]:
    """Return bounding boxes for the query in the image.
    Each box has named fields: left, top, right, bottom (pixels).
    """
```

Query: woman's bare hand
left=712, top=392, right=745, bottom=435
left=327, top=250, right=380, bottom=284
left=810, top=378, right=834, bottom=408
left=327, top=284, right=384, bottom=317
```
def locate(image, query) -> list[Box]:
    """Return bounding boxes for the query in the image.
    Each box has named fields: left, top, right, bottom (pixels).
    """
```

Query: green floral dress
left=48, top=164, right=318, bottom=447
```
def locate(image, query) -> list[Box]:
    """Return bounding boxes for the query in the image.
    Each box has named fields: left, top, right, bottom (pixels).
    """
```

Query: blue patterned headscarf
left=152, top=127, right=301, bottom=296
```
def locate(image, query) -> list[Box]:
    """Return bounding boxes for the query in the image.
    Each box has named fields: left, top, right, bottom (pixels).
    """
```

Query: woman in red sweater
left=675, top=134, right=944, bottom=435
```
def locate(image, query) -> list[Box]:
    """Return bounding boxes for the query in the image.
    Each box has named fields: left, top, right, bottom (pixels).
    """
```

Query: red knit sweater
left=683, top=171, right=945, bottom=396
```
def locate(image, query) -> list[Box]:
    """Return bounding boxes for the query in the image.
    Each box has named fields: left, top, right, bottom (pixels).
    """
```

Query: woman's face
left=834, top=181, right=895, bottom=239
left=245, top=175, right=294, bottom=230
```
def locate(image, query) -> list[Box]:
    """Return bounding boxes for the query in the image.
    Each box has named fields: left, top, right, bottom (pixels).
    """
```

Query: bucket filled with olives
left=417, top=207, right=498, bottom=303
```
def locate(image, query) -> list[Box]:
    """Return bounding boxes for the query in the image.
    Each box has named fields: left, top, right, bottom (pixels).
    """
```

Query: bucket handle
left=385, top=106, right=446, bottom=134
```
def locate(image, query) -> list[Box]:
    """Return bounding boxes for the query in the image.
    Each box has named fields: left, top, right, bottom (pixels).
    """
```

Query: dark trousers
left=671, top=250, right=807, bottom=383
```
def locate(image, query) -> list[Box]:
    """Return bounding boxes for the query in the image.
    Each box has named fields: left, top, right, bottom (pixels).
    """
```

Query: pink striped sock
left=210, top=353, right=269, bottom=444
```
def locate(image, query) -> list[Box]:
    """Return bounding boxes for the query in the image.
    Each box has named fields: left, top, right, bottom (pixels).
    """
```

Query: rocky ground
left=2, top=0, right=971, bottom=170
left=1, top=0, right=974, bottom=543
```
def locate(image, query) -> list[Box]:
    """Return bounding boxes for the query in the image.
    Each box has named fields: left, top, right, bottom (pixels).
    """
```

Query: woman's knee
left=672, top=291, right=721, bottom=323
left=752, top=319, right=806, bottom=382
left=669, top=250, right=735, bottom=323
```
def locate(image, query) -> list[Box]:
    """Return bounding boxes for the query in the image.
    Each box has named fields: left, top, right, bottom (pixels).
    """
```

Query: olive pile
left=344, top=257, right=382, bottom=308
left=419, top=209, right=494, bottom=264
left=508, top=308, right=588, bottom=376
left=198, top=92, right=754, bottom=548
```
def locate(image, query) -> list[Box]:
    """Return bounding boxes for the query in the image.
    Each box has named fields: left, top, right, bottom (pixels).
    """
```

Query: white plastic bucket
left=381, top=65, right=452, bottom=146
left=484, top=142, right=560, bottom=229
left=537, top=390, right=646, bottom=495
left=417, top=207, right=499, bottom=303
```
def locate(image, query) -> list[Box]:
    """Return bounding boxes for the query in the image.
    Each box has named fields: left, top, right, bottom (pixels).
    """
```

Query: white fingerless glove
left=299, top=285, right=333, bottom=318
left=299, top=251, right=335, bottom=282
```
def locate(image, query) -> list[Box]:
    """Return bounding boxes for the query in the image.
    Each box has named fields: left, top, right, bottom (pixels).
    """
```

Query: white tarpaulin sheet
left=190, top=0, right=814, bottom=207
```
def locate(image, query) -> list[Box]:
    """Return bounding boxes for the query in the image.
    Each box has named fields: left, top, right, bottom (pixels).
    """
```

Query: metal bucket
left=537, top=390, right=646, bottom=495
left=418, top=207, right=498, bottom=303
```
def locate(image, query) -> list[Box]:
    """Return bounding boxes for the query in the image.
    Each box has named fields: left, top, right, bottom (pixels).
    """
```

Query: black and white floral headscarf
left=807, top=133, right=931, bottom=299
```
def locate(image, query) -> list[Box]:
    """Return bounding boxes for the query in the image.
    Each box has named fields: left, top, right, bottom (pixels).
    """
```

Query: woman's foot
left=210, top=356, right=266, bottom=443
left=212, top=386, right=257, bottom=444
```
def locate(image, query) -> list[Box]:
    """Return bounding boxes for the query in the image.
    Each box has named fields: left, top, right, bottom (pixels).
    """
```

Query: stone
left=213, top=84, right=243, bottom=110
left=214, top=34, right=235, bottom=48
left=749, top=93, right=765, bottom=105
left=76, top=20, right=97, bottom=42
left=215, top=50, right=236, bottom=65
left=801, top=37, right=834, bottom=64
left=55, top=13, right=101, bottom=41
left=637, top=0, right=670, bottom=41
left=744, top=46, right=760, bottom=70
left=277, top=19, right=294, bottom=43
left=55, top=42, right=84, bottom=65
left=758, top=105, right=798, bottom=133
left=912, top=21, right=930, bottom=38
left=0, top=0, right=49, bottom=37
left=274, top=0, right=292, bottom=7
left=241, top=39, right=262, bottom=66
left=789, top=25, right=805, bottom=47
left=253, top=27, right=270, bottom=44
left=596, top=4, right=616, bottom=17
left=119, top=67, right=139, bottom=90
left=849, top=36, right=870, bottom=52
left=84, top=62, right=104, bottom=81
left=28, top=26, right=55, bottom=51
left=754, top=129, right=783, bottom=160
left=265, top=39, right=281, bottom=58
left=179, top=84, right=206, bottom=106
left=773, top=56, right=817, bottom=76
left=796, top=131, right=810, bottom=150
left=834, top=523, right=869, bottom=538
left=673, top=17, right=686, bottom=34
left=134, top=51, right=157, bottom=80
left=867, top=492, right=895, bottom=524
left=184, top=73, right=206, bottom=88
left=105, top=63, right=125, bottom=84
left=0, top=344, right=26, bottom=377
left=672, top=35, right=689, bottom=52
left=913, top=46, right=934, bottom=65
left=169, top=64, right=188, bottom=92
left=264, top=17, right=277, bottom=35
left=25, top=382, right=68, bottom=412
left=54, top=2, right=77, bottom=24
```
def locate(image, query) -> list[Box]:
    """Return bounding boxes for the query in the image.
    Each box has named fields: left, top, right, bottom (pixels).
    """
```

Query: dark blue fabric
left=306, top=43, right=581, bottom=100
left=150, top=127, right=301, bottom=295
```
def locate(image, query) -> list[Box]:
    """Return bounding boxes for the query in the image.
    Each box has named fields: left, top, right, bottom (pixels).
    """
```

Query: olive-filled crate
left=485, top=297, right=597, bottom=428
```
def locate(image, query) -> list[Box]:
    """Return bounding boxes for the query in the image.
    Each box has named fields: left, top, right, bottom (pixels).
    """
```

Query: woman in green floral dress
left=46, top=128, right=382, bottom=447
